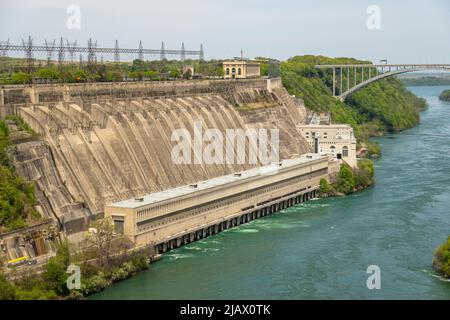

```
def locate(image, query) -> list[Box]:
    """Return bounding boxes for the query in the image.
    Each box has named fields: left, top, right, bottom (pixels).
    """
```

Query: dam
left=0, top=77, right=349, bottom=260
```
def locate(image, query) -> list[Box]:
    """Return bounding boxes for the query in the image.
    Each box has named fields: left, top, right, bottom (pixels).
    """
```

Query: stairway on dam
left=9, top=81, right=311, bottom=235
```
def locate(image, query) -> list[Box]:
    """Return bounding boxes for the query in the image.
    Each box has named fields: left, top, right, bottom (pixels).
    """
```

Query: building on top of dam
left=104, top=153, right=329, bottom=251
left=223, top=60, right=260, bottom=79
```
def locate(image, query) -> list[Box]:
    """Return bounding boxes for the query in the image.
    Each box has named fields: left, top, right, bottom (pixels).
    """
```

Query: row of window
left=135, top=169, right=327, bottom=233
left=225, top=68, right=242, bottom=76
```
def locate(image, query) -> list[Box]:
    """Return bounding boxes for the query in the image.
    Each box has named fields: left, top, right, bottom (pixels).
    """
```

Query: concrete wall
left=1, top=79, right=272, bottom=106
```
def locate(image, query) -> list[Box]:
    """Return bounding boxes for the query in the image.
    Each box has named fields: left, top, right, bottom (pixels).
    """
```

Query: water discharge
left=91, top=86, right=450, bottom=300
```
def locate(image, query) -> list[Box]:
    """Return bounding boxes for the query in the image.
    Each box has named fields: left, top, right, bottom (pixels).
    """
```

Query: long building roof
left=107, top=153, right=326, bottom=209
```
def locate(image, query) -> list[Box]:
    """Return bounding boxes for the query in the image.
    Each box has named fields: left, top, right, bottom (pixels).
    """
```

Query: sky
left=0, top=0, right=449, bottom=63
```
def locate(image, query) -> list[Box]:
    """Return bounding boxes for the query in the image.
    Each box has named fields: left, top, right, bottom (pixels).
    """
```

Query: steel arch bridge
left=315, top=64, right=450, bottom=101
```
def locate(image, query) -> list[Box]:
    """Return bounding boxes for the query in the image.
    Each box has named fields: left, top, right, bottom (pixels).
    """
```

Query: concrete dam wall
left=5, top=79, right=311, bottom=233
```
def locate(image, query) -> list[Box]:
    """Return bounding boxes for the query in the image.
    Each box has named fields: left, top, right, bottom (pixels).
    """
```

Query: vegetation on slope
left=319, top=159, right=374, bottom=197
left=433, top=236, right=450, bottom=278
left=439, top=89, right=450, bottom=102
left=0, top=117, right=40, bottom=232
left=280, top=55, right=427, bottom=153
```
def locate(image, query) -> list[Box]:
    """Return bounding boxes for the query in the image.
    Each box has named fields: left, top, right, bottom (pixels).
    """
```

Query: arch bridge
left=315, top=64, right=450, bottom=101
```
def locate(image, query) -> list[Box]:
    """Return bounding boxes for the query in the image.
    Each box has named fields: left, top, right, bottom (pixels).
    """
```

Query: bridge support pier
left=332, top=67, right=336, bottom=96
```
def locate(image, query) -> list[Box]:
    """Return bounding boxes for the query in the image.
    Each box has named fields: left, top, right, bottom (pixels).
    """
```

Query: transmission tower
left=87, top=38, right=97, bottom=67
left=66, top=40, right=77, bottom=62
left=160, top=41, right=166, bottom=61
left=114, top=39, right=120, bottom=63
left=180, top=42, right=185, bottom=61
left=199, top=43, right=204, bottom=61
left=138, top=41, right=144, bottom=61
left=0, top=39, right=10, bottom=57
left=58, top=37, right=65, bottom=65
left=22, top=36, right=33, bottom=72
left=44, top=39, right=56, bottom=62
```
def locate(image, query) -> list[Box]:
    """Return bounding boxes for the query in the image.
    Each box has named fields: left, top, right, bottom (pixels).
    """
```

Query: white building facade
left=297, top=124, right=357, bottom=168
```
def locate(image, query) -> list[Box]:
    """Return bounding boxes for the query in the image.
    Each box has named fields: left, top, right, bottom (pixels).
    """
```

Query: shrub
left=433, top=236, right=450, bottom=278
left=366, top=141, right=381, bottom=158
left=335, top=165, right=356, bottom=194
left=43, top=242, right=70, bottom=296
left=80, top=272, right=110, bottom=295
left=0, top=273, right=17, bottom=300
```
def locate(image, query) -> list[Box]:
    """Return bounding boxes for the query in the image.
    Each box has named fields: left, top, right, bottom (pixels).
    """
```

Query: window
left=112, top=216, right=124, bottom=234
left=226, top=68, right=230, bottom=75
left=342, top=146, right=348, bottom=157
left=232, top=67, right=236, bottom=74
left=238, top=68, right=242, bottom=75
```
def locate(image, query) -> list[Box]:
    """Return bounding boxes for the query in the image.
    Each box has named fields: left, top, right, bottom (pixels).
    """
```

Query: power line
left=0, top=36, right=203, bottom=61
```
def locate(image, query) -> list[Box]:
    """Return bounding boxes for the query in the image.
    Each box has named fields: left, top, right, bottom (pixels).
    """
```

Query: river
left=91, top=85, right=450, bottom=300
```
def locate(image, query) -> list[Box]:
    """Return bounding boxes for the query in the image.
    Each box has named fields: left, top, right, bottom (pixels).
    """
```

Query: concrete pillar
left=28, top=86, right=39, bottom=104
left=0, top=89, right=4, bottom=106
left=332, top=68, right=336, bottom=96
left=346, top=67, right=349, bottom=92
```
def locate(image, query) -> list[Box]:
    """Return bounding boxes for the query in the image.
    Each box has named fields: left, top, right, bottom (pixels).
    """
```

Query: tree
left=0, top=273, right=17, bottom=300
left=169, top=68, right=181, bottom=79
left=11, top=72, right=32, bottom=84
left=43, top=241, right=70, bottom=296
left=86, top=217, right=116, bottom=267
left=319, top=178, right=332, bottom=197
left=73, top=70, right=88, bottom=82
left=35, top=68, right=60, bottom=80
left=433, top=236, right=450, bottom=278
left=336, top=165, right=356, bottom=194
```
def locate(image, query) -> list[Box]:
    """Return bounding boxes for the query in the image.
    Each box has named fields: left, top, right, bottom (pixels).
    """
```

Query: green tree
left=169, top=68, right=181, bottom=79
left=11, top=72, right=32, bottom=84
left=35, top=68, right=60, bottom=80
left=0, top=273, right=17, bottom=300
left=73, top=70, right=89, bottom=82
left=43, top=241, right=70, bottom=296
left=319, top=178, right=330, bottom=195
left=433, top=236, right=450, bottom=278
left=86, top=217, right=116, bottom=267
left=439, top=90, right=450, bottom=102
left=336, top=165, right=356, bottom=194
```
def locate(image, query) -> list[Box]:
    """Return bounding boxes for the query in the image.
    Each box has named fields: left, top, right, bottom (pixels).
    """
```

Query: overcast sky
left=0, top=0, right=449, bottom=63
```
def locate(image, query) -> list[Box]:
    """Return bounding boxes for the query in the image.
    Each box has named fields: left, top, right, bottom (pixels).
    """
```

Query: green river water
left=91, top=85, right=450, bottom=300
